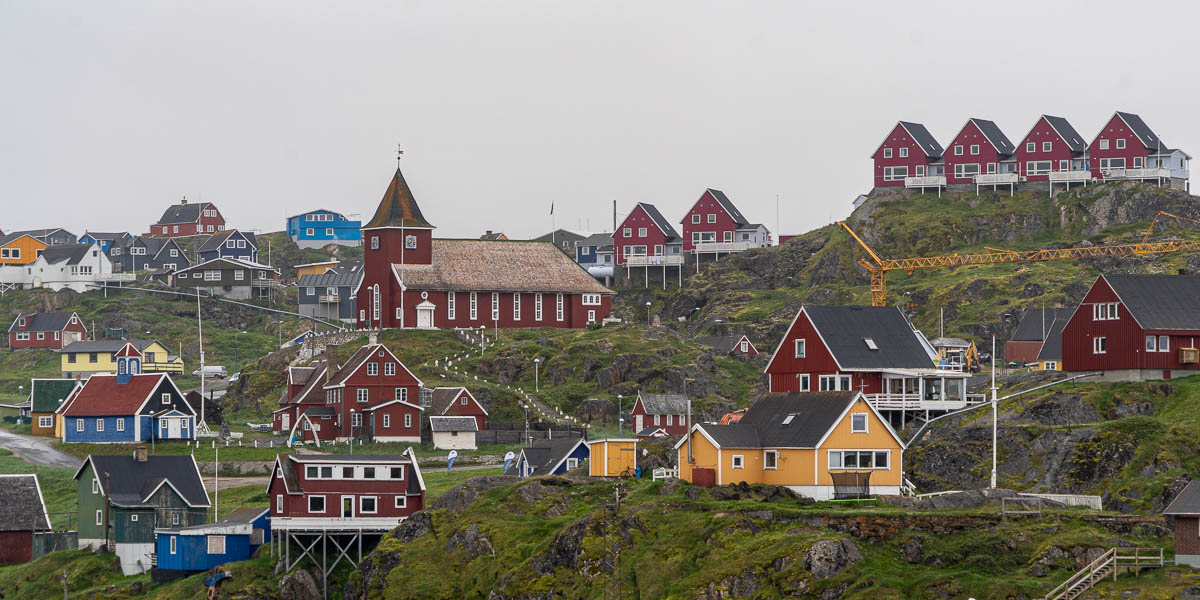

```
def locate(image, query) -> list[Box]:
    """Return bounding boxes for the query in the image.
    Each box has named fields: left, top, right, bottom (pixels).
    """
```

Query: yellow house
left=295, top=260, right=340, bottom=278
left=587, top=438, right=638, bottom=477
left=675, top=391, right=905, bottom=500
left=1031, top=318, right=1065, bottom=372
left=59, top=339, right=184, bottom=378
left=0, top=233, right=48, bottom=265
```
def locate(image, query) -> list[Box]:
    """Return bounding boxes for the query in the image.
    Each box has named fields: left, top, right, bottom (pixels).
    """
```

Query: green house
left=74, top=449, right=210, bottom=575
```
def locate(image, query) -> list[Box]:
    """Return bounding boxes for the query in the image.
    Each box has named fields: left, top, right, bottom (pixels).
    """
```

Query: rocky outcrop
left=530, top=512, right=646, bottom=577
left=709, top=481, right=814, bottom=505
left=434, top=476, right=518, bottom=511
left=803, top=538, right=863, bottom=580
left=279, top=568, right=320, bottom=600
left=446, top=523, right=495, bottom=561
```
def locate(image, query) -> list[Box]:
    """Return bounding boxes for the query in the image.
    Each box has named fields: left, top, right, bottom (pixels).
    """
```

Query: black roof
left=8, top=311, right=77, bottom=333
left=521, top=437, right=585, bottom=475
left=0, top=474, right=51, bottom=531
left=696, top=334, right=749, bottom=353
left=577, top=232, right=614, bottom=249
left=802, top=306, right=934, bottom=370
left=1165, top=481, right=1200, bottom=515
left=1042, top=115, right=1088, bottom=153
left=154, top=202, right=211, bottom=226
left=1105, top=274, right=1200, bottom=331
left=1035, top=317, right=1067, bottom=362
left=429, top=416, right=479, bottom=432
left=1115, top=112, right=1161, bottom=150
left=1012, top=308, right=1074, bottom=342
left=39, top=244, right=94, bottom=266
left=0, top=232, right=32, bottom=246
left=637, top=203, right=682, bottom=243
left=84, top=231, right=130, bottom=241
left=700, top=391, right=861, bottom=448
left=970, top=118, right=1016, bottom=157
left=198, top=230, right=258, bottom=253
left=898, top=121, right=944, bottom=158
left=80, top=455, right=209, bottom=508
left=706, top=189, right=750, bottom=227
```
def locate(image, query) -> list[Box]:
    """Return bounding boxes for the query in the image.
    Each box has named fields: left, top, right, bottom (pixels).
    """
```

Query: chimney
left=134, top=445, right=148, bottom=462
left=325, top=344, right=340, bottom=384
left=368, top=331, right=378, bottom=345
left=180, top=195, right=188, bottom=205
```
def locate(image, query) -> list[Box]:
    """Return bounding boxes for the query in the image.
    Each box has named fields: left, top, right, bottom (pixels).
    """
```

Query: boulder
left=279, top=568, right=321, bottom=600
left=434, top=476, right=518, bottom=511
left=446, top=523, right=495, bottom=561
left=803, top=538, right=862, bottom=580
left=391, top=511, right=435, bottom=542
left=902, top=535, right=924, bottom=564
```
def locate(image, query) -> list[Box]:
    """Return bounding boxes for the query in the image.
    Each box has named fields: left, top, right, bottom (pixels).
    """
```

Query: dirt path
left=206, top=475, right=269, bottom=492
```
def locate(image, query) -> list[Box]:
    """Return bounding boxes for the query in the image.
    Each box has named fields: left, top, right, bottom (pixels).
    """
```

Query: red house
left=943, top=118, right=1018, bottom=186
left=356, top=167, right=614, bottom=330
left=267, top=451, right=425, bottom=527
left=7, top=312, right=87, bottom=350
left=679, top=189, right=770, bottom=252
left=1088, top=112, right=1190, bottom=189
left=1014, top=115, right=1089, bottom=182
left=272, top=362, right=339, bottom=443
left=763, top=305, right=971, bottom=412
left=1060, top=274, right=1200, bottom=380
left=323, top=343, right=423, bottom=442
left=0, top=474, right=51, bottom=564
left=147, top=198, right=226, bottom=238
left=613, top=202, right=683, bottom=265
left=871, top=121, right=945, bottom=188
left=429, top=386, right=488, bottom=431
left=632, top=392, right=690, bottom=438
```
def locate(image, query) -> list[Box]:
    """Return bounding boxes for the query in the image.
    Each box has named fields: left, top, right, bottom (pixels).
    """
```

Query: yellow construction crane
left=838, top=211, right=1200, bottom=306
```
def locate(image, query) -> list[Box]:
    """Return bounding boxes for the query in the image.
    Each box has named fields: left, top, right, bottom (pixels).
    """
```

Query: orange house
left=587, top=438, right=638, bottom=477
left=0, top=233, right=47, bottom=265
left=675, top=391, right=905, bottom=500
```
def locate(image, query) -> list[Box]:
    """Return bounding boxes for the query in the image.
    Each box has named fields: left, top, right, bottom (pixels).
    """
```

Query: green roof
left=30, top=379, right=78, bottom=413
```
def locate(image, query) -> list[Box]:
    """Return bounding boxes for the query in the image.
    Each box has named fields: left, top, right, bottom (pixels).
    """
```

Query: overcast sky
left=3, top=1, right=1198, bottom=241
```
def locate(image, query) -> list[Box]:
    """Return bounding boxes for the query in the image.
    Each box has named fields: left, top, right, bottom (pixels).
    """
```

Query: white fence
left=1019, top=492, right=1102, bottom=510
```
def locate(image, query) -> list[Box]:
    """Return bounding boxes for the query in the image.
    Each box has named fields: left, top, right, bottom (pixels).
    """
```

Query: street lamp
left=617, top=394, right=623, bottom=435
left=522, top=403, right=530, bottom=446
left=645, top=301, right=652, bottom=326
left=481, top=325, right=487, bottom=355
left=533, top=357, right=541, bottom=393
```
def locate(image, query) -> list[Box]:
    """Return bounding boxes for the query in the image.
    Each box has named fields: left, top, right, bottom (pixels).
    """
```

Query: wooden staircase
left=1043, top=547, right=1163, bottom=600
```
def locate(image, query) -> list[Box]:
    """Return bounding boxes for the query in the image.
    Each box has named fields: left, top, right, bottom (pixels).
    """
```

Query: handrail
left=1044, top=547, right=1115, bottom=600
left=1043, top=547, right=1163, bottom=600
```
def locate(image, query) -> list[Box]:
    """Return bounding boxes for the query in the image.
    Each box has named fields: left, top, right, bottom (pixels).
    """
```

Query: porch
left=692, top=241, right=756, bottom=254
left=904, top=176, right=947, bottom=196
left=864, top=370, right=981, bottom=412
left=623, top=255, right=685, bottom=290
left=1100, top=167, right=1174, bottom=184
left=973, top=173, right=1023, bottom=196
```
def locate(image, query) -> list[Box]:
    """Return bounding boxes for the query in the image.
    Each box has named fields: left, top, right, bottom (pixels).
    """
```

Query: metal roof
left=1165, top=481, right=1200, bottom=515
left=706, top=189, right=750, bottom=227
left=0, top=474, right=51, bottom=531
left=635, top=203, right=682, bottom=243
left=897, top=121, right=945, bottom=158
left=8, top=311, right=77, bottom=333
left=970, top=118, right=1016, bottom=157
left=198, top=230, right=258, bottom=253
left=803, top=305, right=935, bottom=370
left=1115, top=111, right=1162, bottom=150
left=520, top=437, right=586, bottom=475
left=80, top=455, right=209, bottom=508
left=154, top=202, right=212, bottom=226
left=1104, top=274, right=1200, bottom=331
left=429, top=416, right=479, bottom=432
left=1042, top=115, right=1088, bottom=153
left=697, top=391, right=863, bottom=449
left=1035, top=317, right=1067, bottom=362
left=38, top=244, right=95, bottom=266
left=1012, top=308, right=1074, bottom=342
left=297, top=269, right=363, bottom=288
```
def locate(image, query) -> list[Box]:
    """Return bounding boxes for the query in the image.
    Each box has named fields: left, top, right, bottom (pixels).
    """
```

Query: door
left=342, top=496, right=355, bottom=518
left=635, top=415, right=643, bottom=432
left=282, top=414, right=290, bottom=430
left=167, top=418, right=181, bottom=439
left=417, top=308, right=433, bottom=329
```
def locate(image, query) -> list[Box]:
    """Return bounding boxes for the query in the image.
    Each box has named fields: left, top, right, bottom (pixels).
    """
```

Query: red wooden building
left=267, top=451, right=425, bottom=526
left=613, top=202, right=683, bottom=265
left=943, top=118, right=1017, bottom=185
left=1014, top=115, right=1089, bottom=182
left=763, top=305, right=971, bottom=413
left=0, top=474, right=51, bottom=564
left=631, top=392, right=690, bottom=438
left=678, top=189, right=770, bottom=252
left=429, top=386, right=488, bottom=431
left=871, top=121, right=945, bottom=188
left=7, top=311, right=87, bottom=350
left=147, top=198, right=226, bottom=238
left=1088, top=112, right=1190, bottom=188
left=272, top=362, right=339, bottom=443
left=356, top=167, right=613, bottom=330
left=1060, top=274, right=1200, bottom=380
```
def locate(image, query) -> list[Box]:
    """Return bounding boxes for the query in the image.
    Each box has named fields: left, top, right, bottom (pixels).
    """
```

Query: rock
left=803, top=538, right=862, bottom=580
left=279, top=568, right=321, bottom=600
left=820, top=583, right=849, bottom=600
left=699, top=568, right=760, bottom=599
left=1179, top=586, right=1200, bottom=600
left=128, top=581, right=143, bottom=595
left=434, top=476, right=517, bottom=511
left=391, top=511, right=435, bottom=542
left=902, top=535, right=924, bottom=564
left=446, top=523, right=495, bottom=561
left=512, top=478, right=571, bottom=517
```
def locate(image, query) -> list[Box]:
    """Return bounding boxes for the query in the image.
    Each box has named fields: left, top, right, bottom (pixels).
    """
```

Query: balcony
left=625, top=255, right=684, bottom=267
left=864, top=392, right=988, bottom=412
left=319, top=294, right=341, bottom=303
left=1048, top=170, right=1094, bottom=183
left=693, top=241, right=756, bottom=254
left=973, top=173, right=1022, bottom=185
left=1101, top=167, right=1173, bottom=180
left=904, top=175, right=947, bottom=189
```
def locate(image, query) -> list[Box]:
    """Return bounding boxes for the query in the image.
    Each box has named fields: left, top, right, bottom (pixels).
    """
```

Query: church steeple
left=364, top=166, right=436, bottom=230
left=115, top=342, right=143, bottom=384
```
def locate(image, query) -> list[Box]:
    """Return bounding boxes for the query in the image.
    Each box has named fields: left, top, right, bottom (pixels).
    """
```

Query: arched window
left=372, top=284, right=381, bottom=322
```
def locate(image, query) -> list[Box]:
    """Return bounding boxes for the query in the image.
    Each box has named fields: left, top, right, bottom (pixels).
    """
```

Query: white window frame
left=357, top=388, right=369, bottom=403
left=691, top=214, right=700, bottom=224
left=1093, top=337, right=1107, bottom=354
left=535, top=293, right=543, bottom=321
left=1044, top=361, right=1058, bottom=370
left=448, top=291, right=456, bottom=320
left=1042, top=141, right=1052, bottom=152
left=622, top=227, right=631, bottom=237
left=731, top=455, right=744, bottom=469
left=96, top=419, right=104, bottom=432
left=492, top=292, right=500, bottom=321
left=394, top=495, right=407, bottom=509
left=794, top=339, right=806, bottom=358
left=395, top=387, right=407, bottom=403
left=798, top=374, right=810, bottom=392
left=1116, top=138, right=1126, bottom=149
left=513, top=293, right=521, bottom=320
left=637, top=227, right=647, bottom=237
left=116, top=418, right=125, bottom=432
left=170, top=536, right=177, bottom=554
left=882, top=166, right=908, bottom=181
left=277, top=494, right=284, bottom=513
left=383, top=414, right=391, bottom=428
left=582, top=294, right=601, bottom=306
left=360, top=496, right=378, bottom=514
left=307, top=495, right=325, bottom=514
left=1146, top=335, right=1157, bottom=352
left=96, top=510, right=103, bottom=526
left=969, top=144, right=980, bottom=155
left=38, top=416, right=52, bottom=428
left=954, top=163, right=980, bottom=179
left=828, top=449, right=890, bottom=470
left=162, top=393, right=171, bottom=405
left=385, top=362, right=396, bottom=376
left=469, top=292, right=478, bottom=320
left=1026, top=141, right=1035, bottom=153
left=707, top=214, right=716, bottom=224
left=882, top=148, right=892, bottom=159
left=763, top=450, right=779, bottom=470
left=76, top=419, right=84, bottom=432
left=1158, top=335, right=1169, bottom=353
left=556, top=293, right=564, bottom=321
left=1100, top=139, right=1110, bottom=150
left=899, top=147, right=908, bottom=158
left=851, top=413, right=868, bottom=433
left=367, top=362, right=378, bottom=376
left=404, top=413, right=413, bottom=429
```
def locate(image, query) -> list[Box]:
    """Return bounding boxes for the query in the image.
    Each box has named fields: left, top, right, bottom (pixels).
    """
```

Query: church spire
left=364, top=152, right=435, bottom=230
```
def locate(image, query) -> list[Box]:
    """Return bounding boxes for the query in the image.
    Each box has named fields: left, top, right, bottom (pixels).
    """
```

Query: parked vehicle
left=192, top=365, right=228, bottom=378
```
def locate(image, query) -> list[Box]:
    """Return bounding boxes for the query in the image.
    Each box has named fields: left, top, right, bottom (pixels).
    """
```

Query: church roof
left=364, top=168, right=436, bottom=230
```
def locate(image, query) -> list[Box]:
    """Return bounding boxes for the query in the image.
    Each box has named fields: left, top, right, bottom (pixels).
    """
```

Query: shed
left=514, top=437, right=588, bottom=477
left=0, top=474, right=52, bottom=564
left=586, top=438, right=638, bottom=477
left=428, top=416, right=479, bottom=450
left=1164, top=481, right=1200, bottom=567
left=152, top=506, right=269, bottom=580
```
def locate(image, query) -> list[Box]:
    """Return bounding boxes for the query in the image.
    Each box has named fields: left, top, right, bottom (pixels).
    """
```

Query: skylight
left=864, top=338, right=879, bottom=350
left=781, top=414, right=796, bottom=425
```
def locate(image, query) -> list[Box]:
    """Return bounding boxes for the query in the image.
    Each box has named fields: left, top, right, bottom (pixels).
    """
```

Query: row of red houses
left=609, top=189, right=773, bottom=266
left=872, top=112, right=1190, bottom=191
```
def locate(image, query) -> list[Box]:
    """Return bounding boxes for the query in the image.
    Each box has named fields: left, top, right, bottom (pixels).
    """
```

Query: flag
left=503, top=451, right=516, bottom=475
left=550, top=201, right=554, bottom=215
left=447, top=450, right=458, bottom=473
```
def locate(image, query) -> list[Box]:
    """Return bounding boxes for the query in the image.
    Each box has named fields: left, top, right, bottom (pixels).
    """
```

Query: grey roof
left=706, top=189, right=750, bottom=227
left=577, top=232, right=614, bottom=248
left=970, top=118, right=1016, bottom=157
left=897, top=121, right=944, bottom=158
left=638, top=392, right=689, bottom=415
left=803, top=305, right=934, bottom=370
left=1165, top=481, right=1200, bottom=515
left=430, top=387, right=470, bottom=415
left=695, top=335, right=750, bottom=353
left=287, top=454, right=415, bottom=463
left=521, top=437, right=586, bottom=475
left=1042, top=115, right=1088, bottom=153
left=303, top=406, right=336, bottom=417
left=699, top=391, right=861, bottom=448
left=1115, top=112, right=1161, bottom=149
left=0, top=475, right=50, bottom=531
left=82, top=455, right=209, bottom=508
left=636, top=203, right=682, bottom=243
left=637, top=427, right=668, bottom=436
left=154, top=202, right=210, bottom=225
left=38, top=244, right=94, bottom=265
left=1035, top=317, right=1067, bottom=362
left=429, top=416, right=479, bottom=432
left=84, top=232, right=130, bottom=241
left=1012, top=308, right=1074, bottom=342
left=8, top=311, right=77, bottom=333
left=297, top=269, right=363, bottom=289
left=222, top=506, right=269, bottom=524
left=1105, top=274, right=1200, bottom=331
left=14, top=228, right=73, bottom=241
left=59, top=339, right=158, bottom=354
left=198, top=230, right=258, bottom=253
left=0, top=232, right=32, bottom=246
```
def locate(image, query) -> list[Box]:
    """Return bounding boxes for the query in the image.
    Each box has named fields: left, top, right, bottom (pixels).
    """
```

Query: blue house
left=197, top=230, right=258, bottom=264
left=514, top=437, right=589, bottom=477
left=58, top=343, right=196, bottom=443
left=152, top=506, right=269, bottom=581
left=78, top=232, right=132, bottom=253
left=286, top=209, right=362, bottom=248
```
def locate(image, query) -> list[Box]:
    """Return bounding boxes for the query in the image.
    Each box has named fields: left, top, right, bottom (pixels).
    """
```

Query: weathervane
left=397, top=144, right=404, bottom=167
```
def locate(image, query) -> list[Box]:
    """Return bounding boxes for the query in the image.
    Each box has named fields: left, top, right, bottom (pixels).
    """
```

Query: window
left=351, top=412, right=362, bottom=426
left=384, top=362, right=396, bottom=376
left=68, top=353, right=76, bottom=363
left=1026, top=161, right=1052, bottom=175
left=237, top=239, right=247, bottom=248
left=731, top=455, right=744, bottom=469
left=89, top=352, right=98, bottom=363
left=208, top=535, right=226, bottom=554
left=851, top=413, right=868, bottom=433
left=691, top=214, right=700, bottom=224
left=882, top=148, right=893, bottom=159
left=308, top=496, right=325, bottom=513
left=383, top=414, right=391, bottom=428
left=666, top=415, right=674, bottom=426
left=554, top=294, right=564, bottom=321
left=535, top=294, right=543, bottom=321
left=76, top=419, right=84, bottom=432
left=448, top=292, right=456, bottom=320
left=969, top=144, right=979, bottom=155
left=794, top=339, right=806, bottom=358
left=587, top=310, right=596, bottom=323
left=37, top=332, right=44, bottom=340
left=1044, top=361, right=1058, bottom=370
left=707, top=214, right=716, bottom=224
left=798, top=374, right=810, bottom=392
left=1060, top=160, right=1070, bottom=171
left=357, top=388, right=369, bottom=403
left=173, top=225, right=179, bottom=233
left=396, top=387, right=408, bottom=403
left=361, top=496, right=377, bottom=514
left=638, top=227, right=647, bottom=237
left=1093, top=337, right=1107, bottom=354
left=367, top=362, right=378, bottom=376
left=492, top=292, right=500, bottom=321
left=370, top=236, right=379, bottom=250
left=953, top=163, right=980, bottom=179
left=404, top=413, right=413, bottom=428
left=226, top=240, right=236, bottom=248
left=514, top=293, right=522, bottom=320
left=204, top=270, right=220, bottom=281
left=899, top=147, right=908, bottom=158
left=1100, top=139, right=1110, bottom=150
left=1026, top=142, right=1036, bottom=153
left=390, top=466, right=404, bottom=479
left=566, top=457, right=579, bottom=470
left=162, top=393, right=171, bottom=404
left=38, top=416, right=52, bottom=428
left=96, top=510, right=103, bottom=526
left=395, top=495, right=407, bottom=509
left=819, top=375, right=849, bottom=392
left=1116, top=138, right=1126, bottom=149
left=654, top=244, right=664, bottom=255
left=1042, top=141, right=1052, bottom=152
left=622, top=228, right=631, bottom=237
left=1092, top=302, right=1119, bottom=321
left=276, top=494, right=284, bottom=512
left=171, top=512, right=180, bottom=525
left=54, top=331, right=60, bottom=340
left=882, top=166, right=908, bottom=181
left=1100, top=157, right=1126, bottom=170
left=96, top=419, right=104, bottom=432
left=160, top=420, right=168, bottom=434
left=1159, top=335, right=1170, bottom=352
left=170, top=536, right=177, bottom=554
left=1147, top=335, right=1157, bottom=352
left=364, top=467, right=376, bottom=479
left=116, top=418, right=124, bottom=431
left=764, top=450, right=778, bottom=470
left=469, top=292, right=477, bottom=320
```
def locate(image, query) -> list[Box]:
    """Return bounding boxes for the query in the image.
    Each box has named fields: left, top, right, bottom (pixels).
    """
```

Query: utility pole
left=104, top=471, right=111, bottom=551
left=990, top=335, right=998, bottom=489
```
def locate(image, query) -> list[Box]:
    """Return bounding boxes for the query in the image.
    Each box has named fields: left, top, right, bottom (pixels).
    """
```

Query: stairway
left=1043, top=547, right=1163, bottom=600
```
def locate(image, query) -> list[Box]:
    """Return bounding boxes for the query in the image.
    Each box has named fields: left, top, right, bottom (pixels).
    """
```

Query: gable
left=764, top=308, right=839, bottom=374
left=815, top=396, right=905, bottom=451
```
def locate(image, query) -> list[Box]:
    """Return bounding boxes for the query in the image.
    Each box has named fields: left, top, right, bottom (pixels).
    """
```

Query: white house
left=0, top=243, right=130, bottom=293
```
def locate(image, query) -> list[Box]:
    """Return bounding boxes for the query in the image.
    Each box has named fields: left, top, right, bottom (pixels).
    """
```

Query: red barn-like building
left=943, top=118, right=1018, bottom=185
left=1061, top=274, right=1200, bottom=380
left=1014, top=115, right=1089, bottom=182
left=871, top=121, right=945, bottom=188
left=678, top=189, right=770, bottom=252
left=631, top=392, right=690, bottom=438
left=613, top=203, right=683, bottom=265
left=356, top=168, right=613, bottom=330
left=267, top=451, right=425, bottom=526
left=7, top=312, right=87, bottom=350
left=1088, top=112, right=1190, bottom=189
left=0, top=474, right=51, bottom=564
left=147, top=198, right=226, bottom=238
left=429, top=387, right=488, bottom=431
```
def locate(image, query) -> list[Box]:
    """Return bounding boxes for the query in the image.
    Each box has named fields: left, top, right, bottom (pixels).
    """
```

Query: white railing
left=1048, top=170, right=1094, bottom=183
left=1102, top=167, right=1172, bottom=180
left=973, top=173, right=1022, bottom=185
left=864, top=394, right=971, bottom=411
left=692, top=241, right=755, bottom=253
left=625, top=255, right=684, bottom=267
left=652, top=467, right=679, bottom=481
left=319, top=294, right=340, bottom=303
left=1019, top=493, right=1102, bottom=510
left=904, top=175, right=947, bottom=188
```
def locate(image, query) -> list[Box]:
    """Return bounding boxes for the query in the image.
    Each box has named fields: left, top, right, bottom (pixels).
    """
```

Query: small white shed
left=429, top=415, right=479, bottom=450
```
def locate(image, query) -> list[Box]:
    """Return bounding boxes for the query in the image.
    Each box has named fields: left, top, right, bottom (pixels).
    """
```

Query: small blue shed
left=152, top=507, right=269, bottom=581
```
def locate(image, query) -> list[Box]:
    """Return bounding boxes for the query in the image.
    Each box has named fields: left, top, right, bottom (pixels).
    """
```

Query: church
left=355, top=166, right=613, bottom=330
